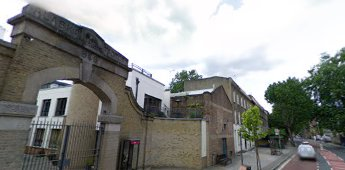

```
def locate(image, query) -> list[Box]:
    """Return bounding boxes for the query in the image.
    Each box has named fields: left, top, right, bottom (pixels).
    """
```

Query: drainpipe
left=135, top=78, right=140, bottom=100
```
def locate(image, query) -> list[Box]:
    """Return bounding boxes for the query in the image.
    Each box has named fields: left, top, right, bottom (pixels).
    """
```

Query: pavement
left=204, top=146, right=295, bottom=170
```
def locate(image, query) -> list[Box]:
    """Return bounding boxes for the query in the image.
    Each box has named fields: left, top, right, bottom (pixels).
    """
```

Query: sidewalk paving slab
left=204, top=146, right=296, bottom=170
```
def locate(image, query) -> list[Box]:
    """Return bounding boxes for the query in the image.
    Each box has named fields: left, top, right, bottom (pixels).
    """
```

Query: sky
left=1, top=0, right=345, bottom=112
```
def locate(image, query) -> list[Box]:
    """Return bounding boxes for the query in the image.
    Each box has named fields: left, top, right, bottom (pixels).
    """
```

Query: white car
left=298, top=143, right=316, bottom=160
left=322, top=135, right=332, bottom=142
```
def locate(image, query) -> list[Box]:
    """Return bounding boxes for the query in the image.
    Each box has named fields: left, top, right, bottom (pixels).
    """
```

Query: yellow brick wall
left=147, top=118, right=202, bottom=169
left=0, top=35, right=80, bottom=103
left=0, top=43, right=14, bottom=96
left=66, top=84, right=99, bottom=125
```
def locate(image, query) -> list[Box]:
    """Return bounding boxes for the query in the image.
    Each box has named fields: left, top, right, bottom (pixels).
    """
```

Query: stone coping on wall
left=154, top=117, right=204, bottom=121
left=0, top=39, right=16, bottom=49
left=0, top=101, right=37, bottom=117
left=98, top=114, right=123, bottom=124
left=7, top=4, right=128, bottom=71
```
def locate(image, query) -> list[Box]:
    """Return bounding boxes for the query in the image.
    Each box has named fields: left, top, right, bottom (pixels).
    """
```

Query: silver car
left=298, top=143, right=316, bottom=160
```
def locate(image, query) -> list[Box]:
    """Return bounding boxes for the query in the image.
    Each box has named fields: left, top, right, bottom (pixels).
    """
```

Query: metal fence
left=170, top=108, right=204, bottom=118
left=22, top=120, right=103, bottom=170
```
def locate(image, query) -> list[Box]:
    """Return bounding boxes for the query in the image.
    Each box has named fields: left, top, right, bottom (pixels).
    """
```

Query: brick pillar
left=97, top=115, right=123, bottom=169
left=0, top=101, right=37, bottom=170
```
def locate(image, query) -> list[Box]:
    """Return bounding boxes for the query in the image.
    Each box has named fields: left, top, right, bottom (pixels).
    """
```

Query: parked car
left=294, top=135, right=303, bottom=143
left=322, top=135, right=332, bottom=142
left=298, top=142, right=316, bottom=160
left=316, top=135, right=322, bottom=141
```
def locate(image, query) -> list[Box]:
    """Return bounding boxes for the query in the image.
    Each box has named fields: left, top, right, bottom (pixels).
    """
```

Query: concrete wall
left=147, top=118, right=203, bottom=169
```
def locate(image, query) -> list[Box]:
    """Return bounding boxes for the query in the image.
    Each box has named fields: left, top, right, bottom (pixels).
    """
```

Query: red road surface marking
left=320, top=149, right=345, bottom=170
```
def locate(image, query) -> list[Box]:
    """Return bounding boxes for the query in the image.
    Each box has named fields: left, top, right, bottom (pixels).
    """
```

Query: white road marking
left=277, top=154, right=296, bottom=170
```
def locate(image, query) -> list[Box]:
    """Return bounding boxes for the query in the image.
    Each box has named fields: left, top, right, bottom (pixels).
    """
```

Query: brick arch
left=22, top=66, right=117, bottom=115
left=0, top=4, right=130, bottom=169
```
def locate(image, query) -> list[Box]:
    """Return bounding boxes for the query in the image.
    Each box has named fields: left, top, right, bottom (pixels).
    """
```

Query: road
left=281, top=141, right=345, bottom=170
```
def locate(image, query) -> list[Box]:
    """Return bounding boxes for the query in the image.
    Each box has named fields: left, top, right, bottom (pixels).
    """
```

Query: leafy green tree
left=265, top=77, right=315, bottom=145
left=169, top=69, right=203, bottom=93
left=305, top=48, right=345, bottom=133
left=239, top=106, right=267, bottom=170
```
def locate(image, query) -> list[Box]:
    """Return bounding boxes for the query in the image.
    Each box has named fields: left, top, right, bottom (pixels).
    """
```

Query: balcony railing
left=170, top=107, right=204, bottom=118
left=130, top=63, right=152, bottom=78
left=144, top=106, right=166, bottom=117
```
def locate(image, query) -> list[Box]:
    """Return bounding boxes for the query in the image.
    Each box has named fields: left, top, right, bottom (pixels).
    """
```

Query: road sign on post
left=274, top=129, right=280, bottom=136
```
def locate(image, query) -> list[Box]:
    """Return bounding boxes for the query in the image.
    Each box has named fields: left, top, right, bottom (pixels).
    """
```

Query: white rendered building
left=29, top=81, right=72, bottom=148
left=126, top=63, right=167, bottom=116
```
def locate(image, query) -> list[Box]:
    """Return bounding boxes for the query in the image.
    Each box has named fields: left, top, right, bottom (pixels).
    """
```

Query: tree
left=305, top=48, right=345, bottom=133
left=265, top=77, right=315, bottom=145
left=239, top=106, right=267, bottom=170
left=169, top=69, right=203, bottom=93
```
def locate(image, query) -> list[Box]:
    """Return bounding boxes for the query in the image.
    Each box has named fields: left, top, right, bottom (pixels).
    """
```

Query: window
left=238, top=113, right=241, bottom=125
left=40, top=99, right=51, bottom=116
left=33, top=128, right=45, bottom=147
left=49, top=129, right=61, bottom=148
left=144, top=94, right=162, bottom=116
left=233, top=92, right=236, bottom=102
left=55, top=98, right=67, bottom=116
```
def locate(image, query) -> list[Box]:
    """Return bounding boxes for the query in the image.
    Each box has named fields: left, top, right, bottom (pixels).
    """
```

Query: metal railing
left=144, top=106, right=166, bottom=117
left=170, top=107, right=204, bottom=118
left=22, top=120, right=103, bottom=170
left=129, top=63, right=153, bottom=78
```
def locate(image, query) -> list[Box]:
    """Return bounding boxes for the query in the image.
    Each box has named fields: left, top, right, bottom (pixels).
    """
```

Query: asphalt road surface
left=281, top=154, right=317, bottom=170
left=280, top=140, right=345, bottom=170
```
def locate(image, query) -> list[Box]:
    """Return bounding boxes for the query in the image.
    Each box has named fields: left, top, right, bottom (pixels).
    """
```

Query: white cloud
left=1, top=0, right=345, bottom=112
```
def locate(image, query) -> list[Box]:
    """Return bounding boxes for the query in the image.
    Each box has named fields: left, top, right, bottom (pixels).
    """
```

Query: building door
left=222, top=138, right=227, bottom=156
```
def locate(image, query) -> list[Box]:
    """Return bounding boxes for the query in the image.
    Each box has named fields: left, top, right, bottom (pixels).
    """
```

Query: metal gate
left=22, top=120, right=104, bottom=170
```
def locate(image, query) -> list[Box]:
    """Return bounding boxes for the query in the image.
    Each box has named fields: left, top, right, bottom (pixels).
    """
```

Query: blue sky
left=1, top=0, right=345, bottom=111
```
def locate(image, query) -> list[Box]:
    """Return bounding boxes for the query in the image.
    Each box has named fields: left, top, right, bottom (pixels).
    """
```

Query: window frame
left=33, top=128, right=45, bottom=147
left=55, top=97, right=67, bottom=116
left=49, top=129, right=61, bottom=148
left=40, top=99, right=51, bottom=116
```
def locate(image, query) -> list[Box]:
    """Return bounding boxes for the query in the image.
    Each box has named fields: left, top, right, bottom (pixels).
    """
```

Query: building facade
left=28, top=81, right=71, bottom=152
left=184, top=76, right=268, bottom=153
left=248, top=95, right=269, bottom=131
left=126, top=63, right=167, bottom=117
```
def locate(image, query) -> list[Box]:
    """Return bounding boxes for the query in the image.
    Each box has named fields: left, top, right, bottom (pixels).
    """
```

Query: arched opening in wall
left=22, top=77, right=111, bottom=170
